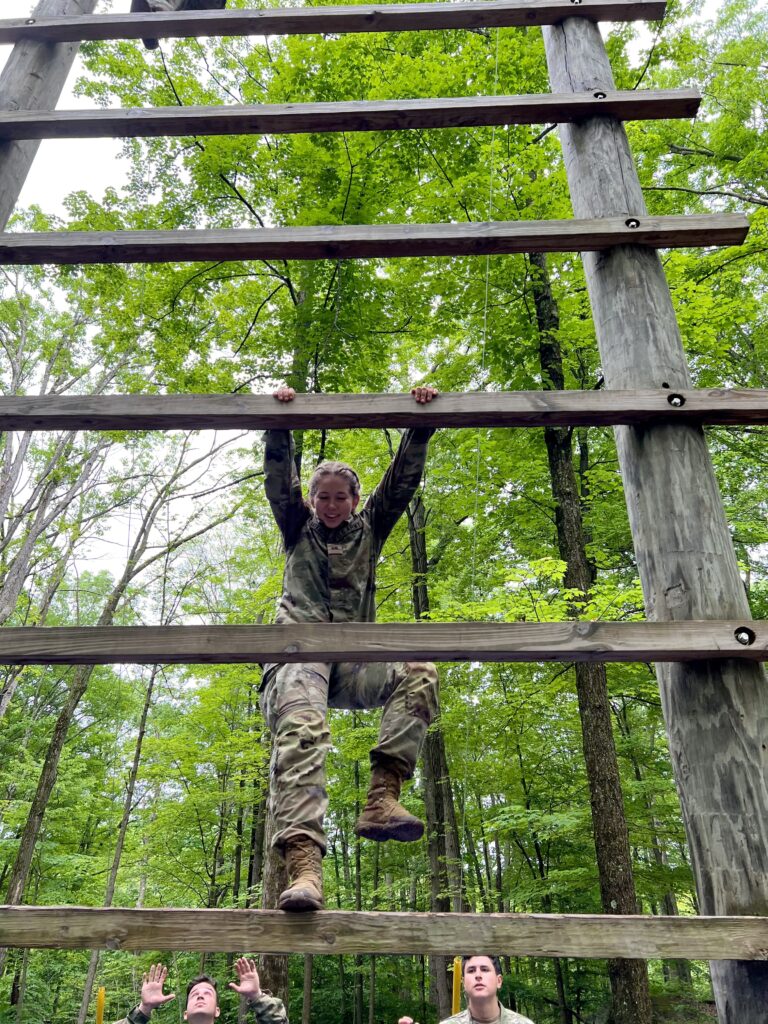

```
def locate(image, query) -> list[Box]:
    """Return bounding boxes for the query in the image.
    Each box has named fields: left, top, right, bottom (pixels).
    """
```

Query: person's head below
left=308, top=461, right=361, bottom=529
left=184, top=975, right=220, bottom=1023
left=462, top=955, right=503, bottom=1006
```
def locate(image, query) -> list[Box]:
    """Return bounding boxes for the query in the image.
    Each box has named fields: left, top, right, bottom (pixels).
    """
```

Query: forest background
left=0, top=0, right=766, bottom=1021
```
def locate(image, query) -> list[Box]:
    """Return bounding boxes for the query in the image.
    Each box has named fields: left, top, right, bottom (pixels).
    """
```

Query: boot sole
left=278, top=891, right=323, bottom=912
left=355, top=820, right=424, bottom=842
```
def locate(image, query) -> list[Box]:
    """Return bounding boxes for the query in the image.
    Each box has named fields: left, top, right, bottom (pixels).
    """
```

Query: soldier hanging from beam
left=261, top=385, right=440, bottom=911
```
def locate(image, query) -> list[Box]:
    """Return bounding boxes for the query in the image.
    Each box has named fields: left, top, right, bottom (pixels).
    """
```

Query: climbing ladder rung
left=2, top=389, right=767, bottom=431
left=0, top=90, right=700, bottom=141
left=0, top=215, right=748, bottom=266
left=0, top=621, right=763, bottom=665
left=0, top=0, right=667, bottom=45
left=1, top=905, right=767, bottom=959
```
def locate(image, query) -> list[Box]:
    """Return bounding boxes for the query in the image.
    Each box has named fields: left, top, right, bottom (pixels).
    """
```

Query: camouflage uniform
left=130, top=0, right=226, bottom=48
left=261, top=427, right=439, bottom=854
left=440, top=1007, right=536, bottom=1024
left=131, top=0, right=226, bottom=12
left=114, top=993, right=287, bottom=1024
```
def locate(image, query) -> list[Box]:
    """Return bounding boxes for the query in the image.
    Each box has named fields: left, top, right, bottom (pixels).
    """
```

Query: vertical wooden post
left=0, top=0, right=99, bottom=231
left=542, top=17, right=768, bottom=1021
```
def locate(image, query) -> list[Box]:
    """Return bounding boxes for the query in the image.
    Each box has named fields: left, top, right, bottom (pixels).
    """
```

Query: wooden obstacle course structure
left=0, top=619, right=764, bottom=666
left=0, top=89, right=701, bottom=139
left=0, top=387, right=766, bottom=431
left=3, top=906, right=768, bottom=960
left=0, top=3, right=765, bottom=1020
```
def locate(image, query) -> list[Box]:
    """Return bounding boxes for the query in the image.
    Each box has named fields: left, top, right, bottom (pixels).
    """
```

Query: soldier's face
left=311, top=474, right=360, bottom=528
left=463, top=957, right=502, bottom=1003
left=184, top=982, right=220, bottom=1023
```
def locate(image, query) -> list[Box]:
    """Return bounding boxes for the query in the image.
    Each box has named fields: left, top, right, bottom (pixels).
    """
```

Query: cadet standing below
left=114, top=960, right=287, bottom=1024
left=262, top=385, right=440, bottom=912
left=398, top=955, right=536, bottom=1024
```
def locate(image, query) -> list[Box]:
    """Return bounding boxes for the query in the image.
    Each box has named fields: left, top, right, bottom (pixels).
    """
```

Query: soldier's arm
left=365, top=427, right=435, bottom=544
left=263, top=388, right=310, bottom=546
left=112, top=1009, right=150, bottom=1024
left=365, top=387, right=437, bottom=543
left=230, top=958, right=289, bottom=1024
left=246, top=992, right=290, bottom=1024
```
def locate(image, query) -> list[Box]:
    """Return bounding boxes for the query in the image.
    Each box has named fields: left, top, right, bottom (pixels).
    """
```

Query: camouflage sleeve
left=246, top=993, right=289, bottom=1024
left=263, top=429, right=310, bottom=548
left=112, top=1006, right=150, bottom=1024
left=364, top=427, right=435, bottom=546
left=180, top=0, right=227, bottom=9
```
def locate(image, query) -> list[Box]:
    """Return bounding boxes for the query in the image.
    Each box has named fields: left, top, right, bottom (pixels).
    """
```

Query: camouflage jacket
left=130, top=1, right=226, bottom=12
left=263, top=428, right=434, bottom=626
left=115, top=993, right=287, bottom=1024
left=440, top=1006, right=536, bottom=1024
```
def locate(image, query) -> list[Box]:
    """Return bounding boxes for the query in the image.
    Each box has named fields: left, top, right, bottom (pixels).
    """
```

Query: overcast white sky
left=1, top=1, right=133, bottom=215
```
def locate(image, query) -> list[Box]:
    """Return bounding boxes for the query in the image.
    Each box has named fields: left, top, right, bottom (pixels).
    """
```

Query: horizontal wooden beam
left=1, top=389, right=767, bottom=432
left=0, top=90, right=699, bottom=141
left=0, top=621, right=764, bottom=666
left=0, top=1, right=668, bottom=46
left=0, top=215, right=748, bottom=266
left=1, top=906, right=767, bottom=959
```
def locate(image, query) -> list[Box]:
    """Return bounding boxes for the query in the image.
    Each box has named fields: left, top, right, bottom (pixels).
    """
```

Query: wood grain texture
left=0, top=90, right=700, bottom=141
left=542, top=15, right=768, bottom=1021
left=0, top=621, right=764, bottom=665
left=0, top=215, right=748, bottom=266
left=2, top=906, right=768, bottom=959
left=0, top=0, right=99, bottom=232
left=1, top=389, right=767, bottom=431
left=0, top=1, right=668, bottom=45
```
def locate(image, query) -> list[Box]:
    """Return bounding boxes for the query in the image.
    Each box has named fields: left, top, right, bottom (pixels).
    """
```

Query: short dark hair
left=462, top=955, right=502, bottom=976
left=185, top=975, right=219, bottom=1005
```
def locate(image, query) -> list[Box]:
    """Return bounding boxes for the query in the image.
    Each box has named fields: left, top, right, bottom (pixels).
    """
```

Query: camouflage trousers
left=260, top=660, right=439, bottom=855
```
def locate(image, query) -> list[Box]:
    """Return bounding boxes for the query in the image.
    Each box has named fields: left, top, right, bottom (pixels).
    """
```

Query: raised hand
left=410, top=386, right=438, bottom=404
left=139, top=963, right=176, bottom=1016
left=273, top=386, right=296, bottom=402
left=229, top=957, right=262, bottom=1001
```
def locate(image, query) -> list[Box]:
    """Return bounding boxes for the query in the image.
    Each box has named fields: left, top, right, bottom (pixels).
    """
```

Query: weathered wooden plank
left=1, top=906, right=768, bottom=959
left=0, top=90, right=700, bottom=141
left=0, top=1, right=668, bottom=46
left=1, top=389, right=767, bottom=432
left=0, top=215, right=748, bottom=266
left=0, top=0, right=99, bottom=232
left=0, top=621, right=764, bottom=665
left=543, top=15, right=768, bottom=1022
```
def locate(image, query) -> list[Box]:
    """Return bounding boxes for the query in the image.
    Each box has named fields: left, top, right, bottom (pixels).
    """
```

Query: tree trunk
left=406, top=491, right=461, bottom=1020
left=246, top=767, right=268, bottom=908
left=302, top=955, right=313, bottom=1024
left=542, top=20, right=768, bottom=1021
left=529, top=250, right=652, bottom=1024
left=368, top=843, right=380, bottom=1024
left=76, top=667, right=159, bottom=1024
left=260, top=807, right=289, bottom=1005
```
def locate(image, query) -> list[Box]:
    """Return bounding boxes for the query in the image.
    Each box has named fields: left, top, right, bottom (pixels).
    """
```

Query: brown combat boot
left=278, top=837, right=324, bottom=912
left=355, top=763, right=425, bottom=842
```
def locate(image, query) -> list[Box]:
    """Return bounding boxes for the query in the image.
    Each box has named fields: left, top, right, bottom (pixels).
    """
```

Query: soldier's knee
left=402, top=661, right=438, bottom=725
left=273, top=707, right=330, bottom=772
